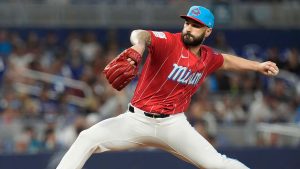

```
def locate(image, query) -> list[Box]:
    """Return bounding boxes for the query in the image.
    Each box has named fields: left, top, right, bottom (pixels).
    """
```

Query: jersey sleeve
left=206, top=49, right=224, bottom=75
left=147, top=31, right=175, bottom=60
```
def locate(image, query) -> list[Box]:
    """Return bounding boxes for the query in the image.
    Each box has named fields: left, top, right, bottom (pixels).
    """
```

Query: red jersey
left=131, top=31, right=224, bottom=115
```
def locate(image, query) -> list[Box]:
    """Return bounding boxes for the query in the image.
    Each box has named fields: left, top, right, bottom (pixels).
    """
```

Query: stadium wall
left=0, top=148, right=299, bottom=169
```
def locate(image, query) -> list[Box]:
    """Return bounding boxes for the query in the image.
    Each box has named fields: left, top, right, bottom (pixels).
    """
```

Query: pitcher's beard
left=181, top=33, right=205, bottom=46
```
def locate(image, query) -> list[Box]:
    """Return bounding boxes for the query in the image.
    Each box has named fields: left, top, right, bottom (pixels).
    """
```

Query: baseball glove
left=103, top=48, right=142, bottom=91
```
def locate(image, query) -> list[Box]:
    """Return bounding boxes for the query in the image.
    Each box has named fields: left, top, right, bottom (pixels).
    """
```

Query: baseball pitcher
left=57, top=6, right=279, bottom=169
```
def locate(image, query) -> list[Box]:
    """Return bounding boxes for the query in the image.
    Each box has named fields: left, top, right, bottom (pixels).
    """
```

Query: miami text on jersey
left=167, top=63, right=203, bottom=85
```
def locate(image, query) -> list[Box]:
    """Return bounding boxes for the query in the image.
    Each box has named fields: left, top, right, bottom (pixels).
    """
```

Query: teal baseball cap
left=180, top=6, right=214, bottom=28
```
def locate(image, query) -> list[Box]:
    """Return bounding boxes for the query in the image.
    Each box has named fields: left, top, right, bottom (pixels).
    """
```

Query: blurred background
left=0, top=0, right=299, bottom=169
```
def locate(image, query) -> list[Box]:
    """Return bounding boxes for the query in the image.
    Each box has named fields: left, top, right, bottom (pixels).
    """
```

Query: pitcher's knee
left=77, top=127, right=109, bottom=144
left=77, top=128, right=99, bottom=145
left=78, top=127, right=95, bottom=137
left=78, top=129, right=90, bottom=139
left=77, top=127, right=112, bottom=153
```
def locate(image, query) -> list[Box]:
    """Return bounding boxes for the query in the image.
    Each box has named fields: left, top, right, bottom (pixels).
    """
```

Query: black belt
left=129, top=105, right=170, bottom=118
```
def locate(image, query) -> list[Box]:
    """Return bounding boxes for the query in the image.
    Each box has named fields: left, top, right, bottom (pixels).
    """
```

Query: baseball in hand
left=268, top=70, right=273, bottom=75
left=266, top=63, right=279, bottom=76
left=260, top=61, right=279, bottom=76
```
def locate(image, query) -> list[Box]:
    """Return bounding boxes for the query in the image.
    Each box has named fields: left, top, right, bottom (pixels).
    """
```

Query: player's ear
left=204, top=28, right=212, bottom=38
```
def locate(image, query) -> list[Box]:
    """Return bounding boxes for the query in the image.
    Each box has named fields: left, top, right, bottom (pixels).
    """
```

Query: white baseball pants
left=56, top=105, right=250, bottom=169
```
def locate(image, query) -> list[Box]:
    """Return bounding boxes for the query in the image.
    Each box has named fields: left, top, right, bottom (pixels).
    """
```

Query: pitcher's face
left=181, top=19, right=212, bottom=46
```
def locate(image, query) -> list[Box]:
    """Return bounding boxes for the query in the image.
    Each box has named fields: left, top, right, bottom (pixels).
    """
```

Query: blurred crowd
left=0, top=28, right=299, bottom=154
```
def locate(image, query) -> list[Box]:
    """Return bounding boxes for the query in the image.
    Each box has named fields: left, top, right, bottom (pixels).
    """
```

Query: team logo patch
left=191, top=8, right=201, bottom=16
left=152, top=31, right=166, bottom=39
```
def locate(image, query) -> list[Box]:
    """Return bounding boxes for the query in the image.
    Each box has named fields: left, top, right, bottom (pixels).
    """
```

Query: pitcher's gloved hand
left=103, top=48, right=142, bottom=91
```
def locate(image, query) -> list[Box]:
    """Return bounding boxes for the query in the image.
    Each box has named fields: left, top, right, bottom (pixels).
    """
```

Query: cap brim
left=180, top=15, right=206, bottom=27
